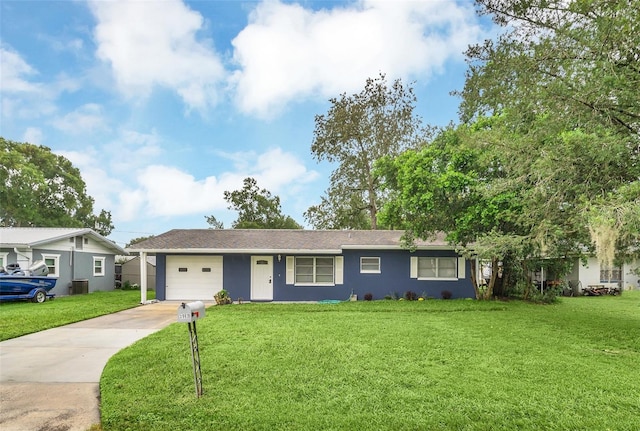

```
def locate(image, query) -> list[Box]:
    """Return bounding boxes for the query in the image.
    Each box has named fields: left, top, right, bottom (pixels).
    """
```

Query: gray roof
left=127, top=229, right=451, bottom=254
left=0, top=227, right=128, bottom=255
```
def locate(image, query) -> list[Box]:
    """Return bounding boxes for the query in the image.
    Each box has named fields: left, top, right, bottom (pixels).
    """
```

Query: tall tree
left=378, top=115, right=640, bottom=298
left=378, top=119, right=528, bottom=298
left=204, top=215, right=224, bottom=229
left=0, top=138, right=114, bottom=236
left=220, top=177, right=302, bottom=229
left=458, top=0, right=640, bottom=269
left=306, top=73, right=422, bottom=229
left=459, top=0, right=640, bottom=138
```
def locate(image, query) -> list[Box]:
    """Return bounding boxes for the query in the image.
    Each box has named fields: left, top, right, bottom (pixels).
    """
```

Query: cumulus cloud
left=22, top=128, right=43, bottom=145
left=0, top=45, right=59, bottom=119
left=63, top=142, right=317, bottom=222
left=230, top=0, right=483, bottom=117
left=0, top=46, right=41, bottom=94
left=84, top=0, right=485, bottom=118
left=88, top=0, right=225, bottom=112
left=51, top=103, right=108, bottom=134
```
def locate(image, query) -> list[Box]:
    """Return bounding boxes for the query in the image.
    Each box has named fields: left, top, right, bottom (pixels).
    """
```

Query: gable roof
left=127, top=229, right=452, bottom=254
left=0, top=227, right=127, bottom=255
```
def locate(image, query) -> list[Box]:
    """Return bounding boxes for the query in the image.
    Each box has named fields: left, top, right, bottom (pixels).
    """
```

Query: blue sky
left=1, top=0, right=495, bottom=247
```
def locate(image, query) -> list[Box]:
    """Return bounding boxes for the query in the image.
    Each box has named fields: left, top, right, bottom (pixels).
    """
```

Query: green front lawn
left=0, top=290, right=150, bottom=341
left=101, top=292, right=640, bottom=431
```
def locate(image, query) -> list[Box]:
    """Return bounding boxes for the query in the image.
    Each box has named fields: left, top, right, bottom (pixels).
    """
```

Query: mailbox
left=177, top=301, right=206, bottom=323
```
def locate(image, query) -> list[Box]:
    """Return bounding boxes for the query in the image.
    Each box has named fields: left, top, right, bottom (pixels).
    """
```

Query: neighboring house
left=565, top=257, right=640, bottom=291
left=116, top=255, right=156, bottom=288
left=0, top=227, right=127, bottom=297
left=127, top=229, right=475, bottom=302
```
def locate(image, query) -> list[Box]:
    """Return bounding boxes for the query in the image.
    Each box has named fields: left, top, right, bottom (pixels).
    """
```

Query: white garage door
left=166, top=256, right=223, bottom=300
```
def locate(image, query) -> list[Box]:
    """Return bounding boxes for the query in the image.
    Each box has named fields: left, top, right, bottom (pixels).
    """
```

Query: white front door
left=251, top=256, right=273, bottom=301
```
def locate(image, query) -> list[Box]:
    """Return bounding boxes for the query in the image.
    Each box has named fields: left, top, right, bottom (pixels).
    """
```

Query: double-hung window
left=411, top=256, right=461, bottom=280
left=93, top=257, right=106, bottom=276
left=295, top=257, right=334, bottom=285
left=41, top=254, right=60, bottom=277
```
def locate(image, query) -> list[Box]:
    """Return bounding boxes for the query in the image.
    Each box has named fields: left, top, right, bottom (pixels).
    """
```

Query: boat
left=0, top=261, right=58, bottom=303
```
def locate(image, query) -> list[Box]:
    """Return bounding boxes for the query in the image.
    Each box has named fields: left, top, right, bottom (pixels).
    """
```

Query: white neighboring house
left=0, top=227, right=127, bottom=297
left=566, top=256, right=640, bottom=292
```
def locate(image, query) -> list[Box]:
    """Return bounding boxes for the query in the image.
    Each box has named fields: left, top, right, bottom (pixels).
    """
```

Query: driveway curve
left=0, top=301, right=197, bottom=431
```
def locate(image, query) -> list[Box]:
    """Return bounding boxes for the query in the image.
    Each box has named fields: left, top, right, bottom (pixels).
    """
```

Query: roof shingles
left=128, top=229, right=449, bottom=252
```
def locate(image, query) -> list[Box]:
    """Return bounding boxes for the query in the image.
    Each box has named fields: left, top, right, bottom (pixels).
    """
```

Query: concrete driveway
left=0, top=301, right=198, bottom=431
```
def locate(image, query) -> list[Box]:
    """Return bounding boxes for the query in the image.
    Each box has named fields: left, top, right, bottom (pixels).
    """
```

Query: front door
left=251, top=256, right=273, bottom=301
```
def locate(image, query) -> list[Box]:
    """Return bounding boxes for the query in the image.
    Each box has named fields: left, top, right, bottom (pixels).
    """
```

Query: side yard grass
left=0, top=290, right=151, bottom=341
left=100, top=292, right=640, bottom=431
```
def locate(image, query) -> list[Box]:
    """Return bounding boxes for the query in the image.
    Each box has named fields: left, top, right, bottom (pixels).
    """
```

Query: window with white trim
left=41, top=254, right=60, bottom=277
left=93, top=257, right=106, bottom=276
left=295, top=257, right=334, bottom=285
left=0, top=253, right=8, bottom=269
left=360, top=257, right=381, bottom=273
left=417, top=257, right=457, bottom=279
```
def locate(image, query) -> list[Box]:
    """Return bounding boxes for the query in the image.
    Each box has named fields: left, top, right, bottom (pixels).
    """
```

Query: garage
left=166, top=255, right=223, bottom=300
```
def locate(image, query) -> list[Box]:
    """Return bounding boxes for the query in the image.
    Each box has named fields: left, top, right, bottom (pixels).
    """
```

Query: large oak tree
left=0, top=138, right=114, bottom=236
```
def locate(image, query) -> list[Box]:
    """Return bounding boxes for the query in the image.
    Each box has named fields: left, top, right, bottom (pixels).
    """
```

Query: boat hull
left=0, top=276, right=58, bottom=295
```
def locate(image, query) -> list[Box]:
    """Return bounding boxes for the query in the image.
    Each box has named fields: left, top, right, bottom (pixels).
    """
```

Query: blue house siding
left=155, top=249, right=475, bottom=301
left=223, top=255, right=251, bottom=300
left=342, top=249, right=474, bottom=300
left=67, top=252, right=116, bottom=293
left=155, top=254, right=167, bottom=300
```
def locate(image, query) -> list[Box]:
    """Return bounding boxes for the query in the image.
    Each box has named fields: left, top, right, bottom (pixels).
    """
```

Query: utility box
left=72, top=279, right=89, bottom=294
left=177, top=301, right=206, bottom=323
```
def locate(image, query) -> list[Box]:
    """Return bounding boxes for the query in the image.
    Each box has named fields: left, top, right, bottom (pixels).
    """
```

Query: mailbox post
left=177, top=301, right=206, bottom=397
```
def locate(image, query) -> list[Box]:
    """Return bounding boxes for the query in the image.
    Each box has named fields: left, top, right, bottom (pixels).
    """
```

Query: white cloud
left=51, top=103, right=107, bottom=134
left=63, top=143, right=316, bottom=222
left=126, top=148, right=316, bottom=220
left=22, top=128, right=43, bottom=145
left=230, top=0, right=483, bottom=117
left=0, top=45, right=59, bottom=119
left=0, top=44, right=84, bottom=122
left=0, top=46, right=41, bottom=94
left=88, top=0, right=225, bottom=112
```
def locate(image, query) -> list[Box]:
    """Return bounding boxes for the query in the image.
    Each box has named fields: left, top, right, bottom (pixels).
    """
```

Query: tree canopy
left=0, top=138, right=114, bottom=236
left=459, top=0, right=640, bottom=139
left=378, top=114, right=640, bottom=298
left=305, top=73, right=422, bottom=229
left=376, top=0, right=640, bottom=298
left=216, top=177, right=302, bottom=229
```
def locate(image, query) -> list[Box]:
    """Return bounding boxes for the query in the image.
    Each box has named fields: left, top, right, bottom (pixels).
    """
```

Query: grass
left=0, top=290, right=151, bottom=341
left=100, top=292, right=640, bottom=431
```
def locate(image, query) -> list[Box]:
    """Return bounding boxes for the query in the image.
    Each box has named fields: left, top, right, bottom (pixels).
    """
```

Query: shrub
left=441, top=290, right=452, bottom=300
left=404, top=291, right=418, bottom=301
left=364, top=293, right=373, bottom=301
left=214, top=289, right=232, bottom=305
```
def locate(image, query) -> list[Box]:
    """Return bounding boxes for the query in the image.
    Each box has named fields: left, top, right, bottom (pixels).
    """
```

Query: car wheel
left=32, top=289, right=47, bottom=303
